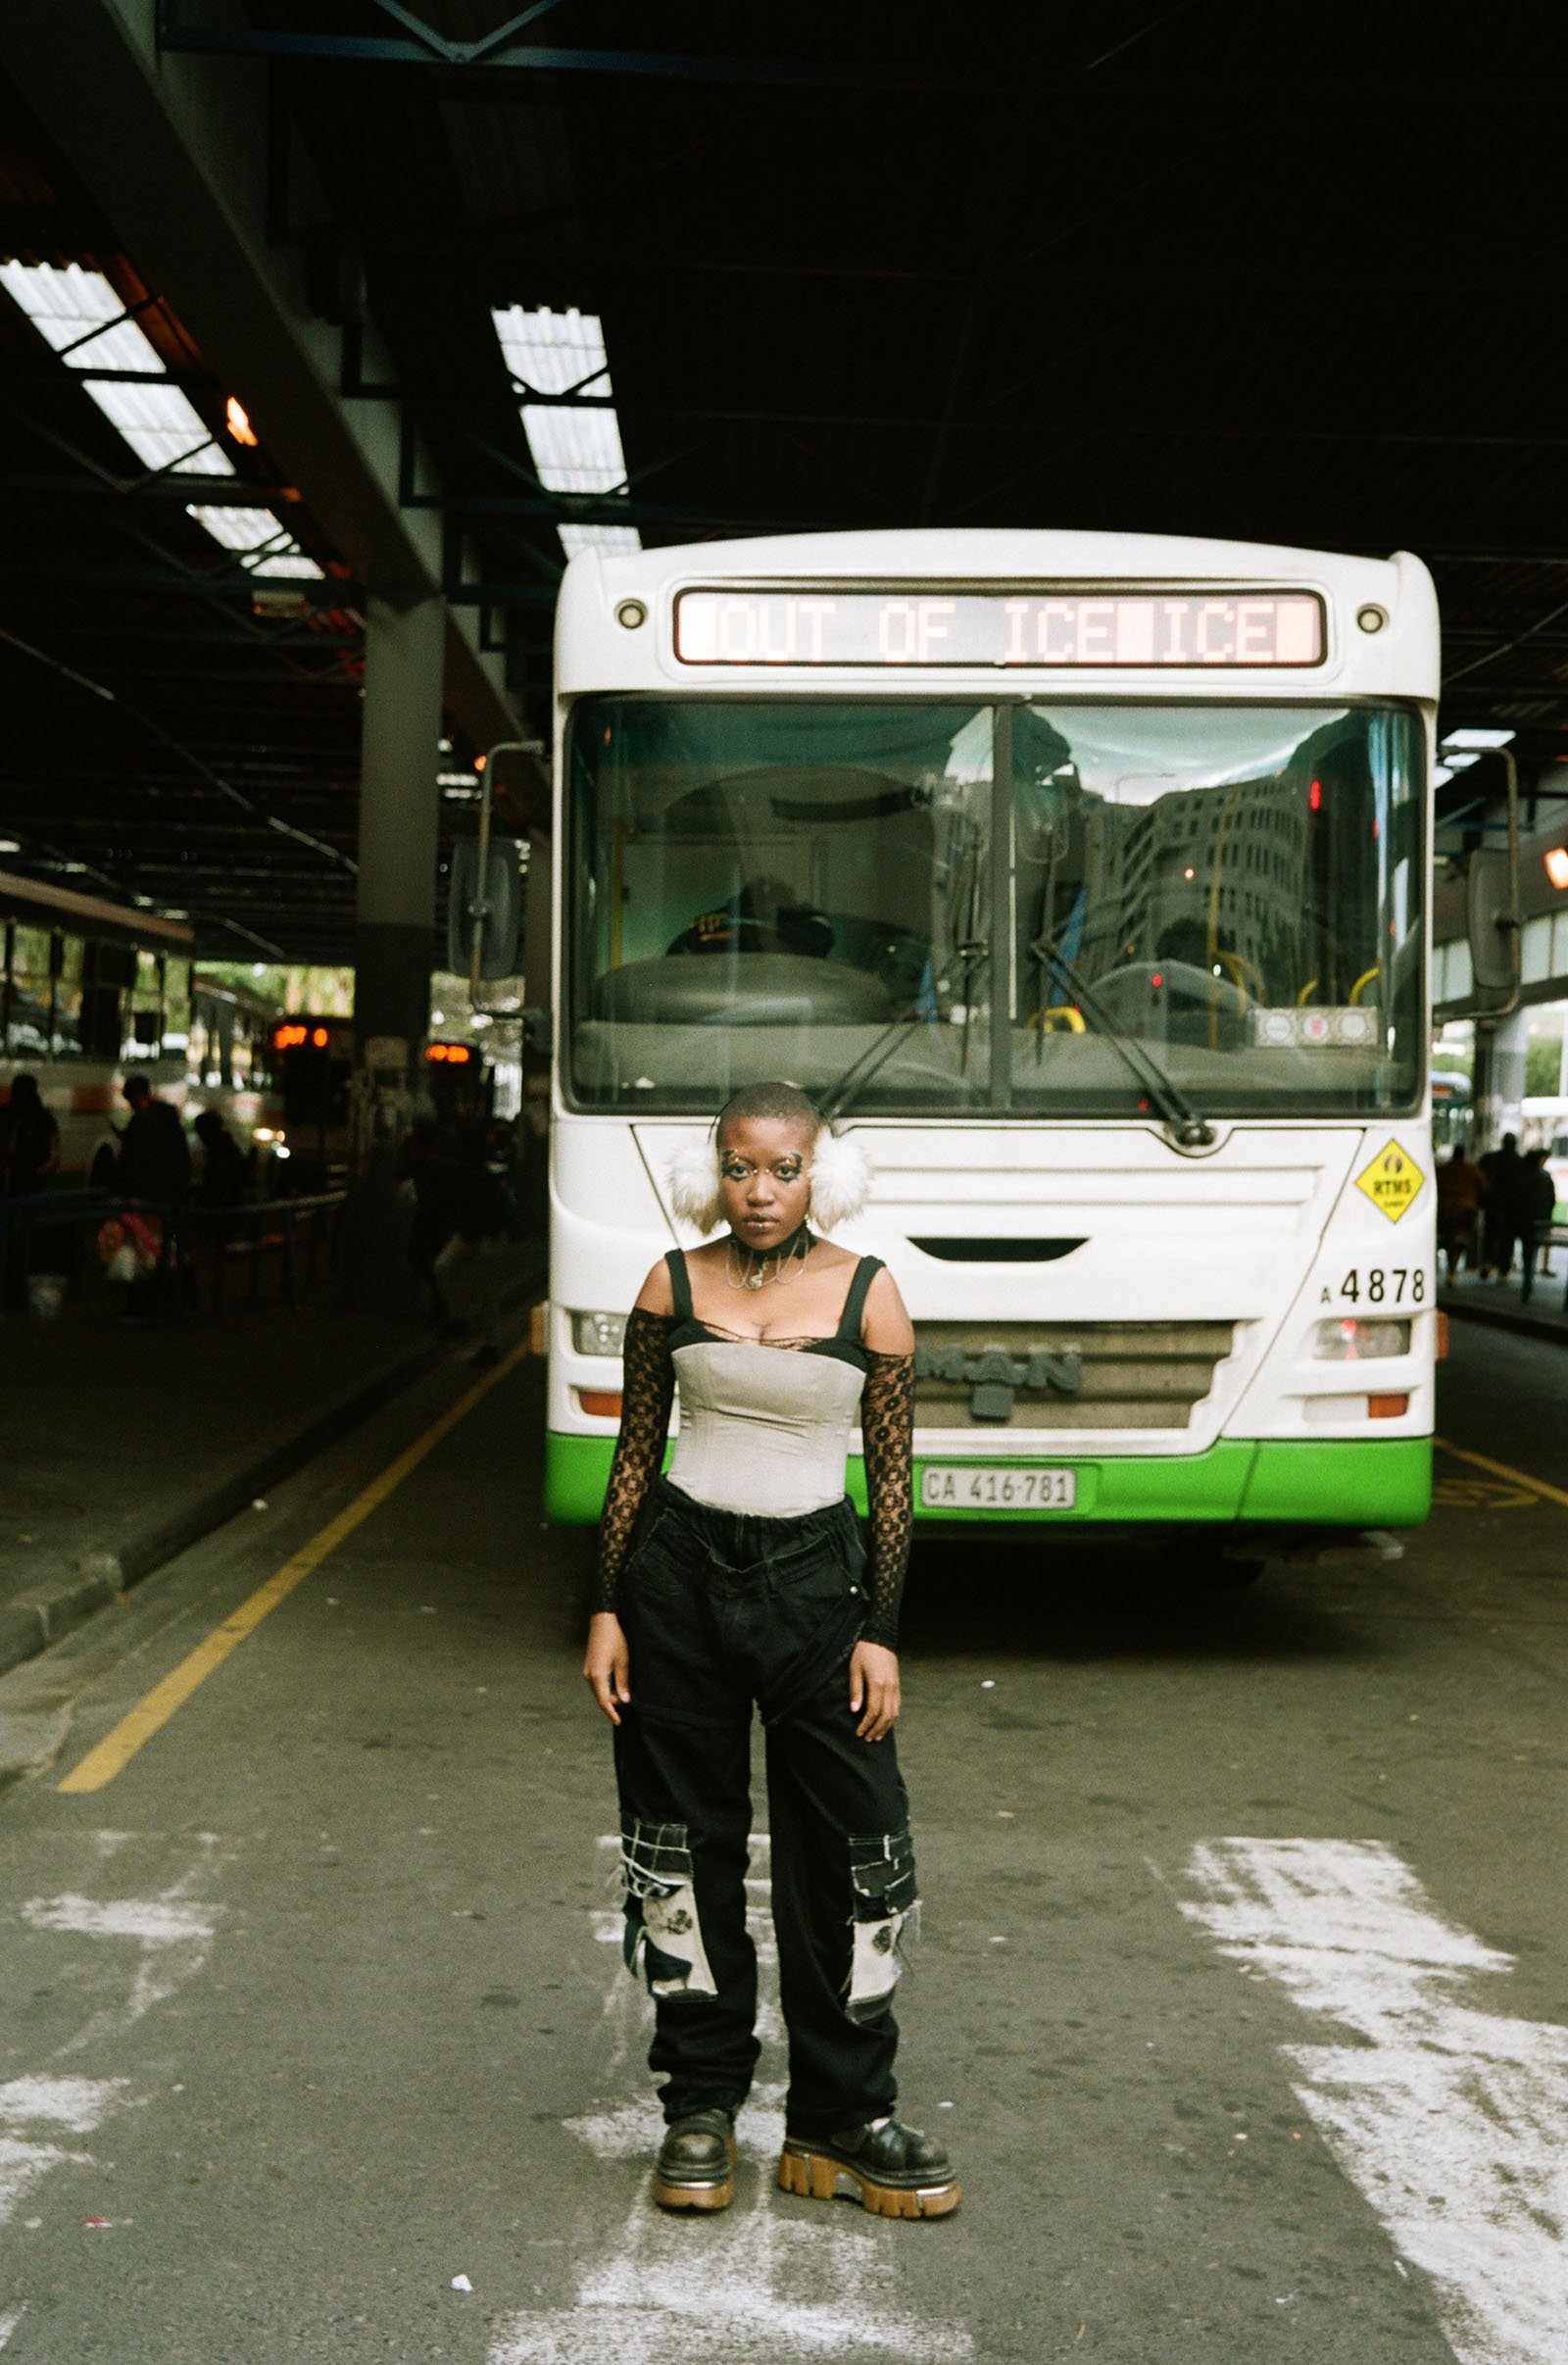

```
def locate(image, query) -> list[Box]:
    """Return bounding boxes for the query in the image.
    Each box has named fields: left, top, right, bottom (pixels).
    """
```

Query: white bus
left=543, top=530, right=1440, bottom=1563
left=0, top=869, right=281, bottom=1181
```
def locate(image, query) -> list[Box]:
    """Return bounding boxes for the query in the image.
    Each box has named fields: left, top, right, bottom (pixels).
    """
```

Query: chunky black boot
left=777, top=2117, right=960, bottom=2218
left=653, top=2107, right=738, bottom=2211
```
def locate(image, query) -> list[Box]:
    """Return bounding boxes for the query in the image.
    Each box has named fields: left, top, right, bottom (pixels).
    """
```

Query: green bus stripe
left=546, top=1433, right=1432, bottom=1530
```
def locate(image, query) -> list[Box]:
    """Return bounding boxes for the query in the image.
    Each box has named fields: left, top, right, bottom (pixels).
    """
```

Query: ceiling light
left=1545, top=848, right=1568, bottom=890
left=225, top=396, right=258, bottom=446
left=0, top=838, right=20, bottom=855
left=1432, top=764, right=1454, bottom=787
left=1442, top=751, right=1481, bottom=771
left=1441, top=727, right=1515, bottom=751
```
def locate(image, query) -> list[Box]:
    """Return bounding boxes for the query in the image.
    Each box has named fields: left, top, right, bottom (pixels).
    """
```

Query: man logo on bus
left=1354, top=1144, right=1425, bottom=1222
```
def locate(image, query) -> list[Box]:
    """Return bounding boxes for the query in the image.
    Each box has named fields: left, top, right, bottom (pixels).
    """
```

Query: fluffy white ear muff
left=666, top=1136, right=724, bottom=1235
left=808, top=1128, right=872, bottom=1232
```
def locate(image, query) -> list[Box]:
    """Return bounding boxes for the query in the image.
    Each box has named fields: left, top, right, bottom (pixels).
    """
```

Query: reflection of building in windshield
left=1081, top=775, right=1309, bottom=996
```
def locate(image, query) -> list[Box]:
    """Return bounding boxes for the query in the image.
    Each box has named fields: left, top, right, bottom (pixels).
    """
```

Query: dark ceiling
left=3, top=0, right=1568, bottom=957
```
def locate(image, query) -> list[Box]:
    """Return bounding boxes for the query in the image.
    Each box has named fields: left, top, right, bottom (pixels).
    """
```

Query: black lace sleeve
left=859, top=1350, right=915, bottom=1649
left=591, top=1307, right=676, bottom=1618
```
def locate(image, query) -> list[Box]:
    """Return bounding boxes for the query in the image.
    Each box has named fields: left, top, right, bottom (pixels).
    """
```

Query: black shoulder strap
left=663, top=1247, right=693, bottom=1320
left=837, top=1255, right=885, bottom=1342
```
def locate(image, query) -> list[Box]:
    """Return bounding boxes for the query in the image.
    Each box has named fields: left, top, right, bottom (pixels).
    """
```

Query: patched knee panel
left=619, top=1817, right=718, bottom=2000
left=846, top=1828, right=918, bottom=2021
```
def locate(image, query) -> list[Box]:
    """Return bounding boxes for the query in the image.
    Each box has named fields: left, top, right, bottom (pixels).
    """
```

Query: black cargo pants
left=612, top=1475, right=917, bottom=2141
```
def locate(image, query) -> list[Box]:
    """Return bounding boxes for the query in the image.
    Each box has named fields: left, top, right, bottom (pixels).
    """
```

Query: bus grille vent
left=911, top=1321, right=1237, bottom=1430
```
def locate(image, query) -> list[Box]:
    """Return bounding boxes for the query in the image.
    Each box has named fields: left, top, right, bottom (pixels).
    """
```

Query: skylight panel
left=492, top=303, right=611, bottom=397
left=83, top=379, right=233, bottom=474
left=557, top=522, right=642, bottom=559
left=519, top=402, right=627, bottom=494
left=248, top=549, right=325, bottom=580
left=0, top=259, right=168, bottom=373
left=0, top=260, right=239, bottom=480
left=185, top=503, right=322, bottom=578
left=491, top=303, right=634, bottom=506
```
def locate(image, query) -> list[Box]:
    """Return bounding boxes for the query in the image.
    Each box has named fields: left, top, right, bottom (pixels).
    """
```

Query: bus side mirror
left=1465, top=849, right=1518, bottom=994
left=448, top=837, right=524, bottom=980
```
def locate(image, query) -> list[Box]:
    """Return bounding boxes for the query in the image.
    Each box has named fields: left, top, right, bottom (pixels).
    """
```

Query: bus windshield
left=564, top=698, right=1423, bottom=1118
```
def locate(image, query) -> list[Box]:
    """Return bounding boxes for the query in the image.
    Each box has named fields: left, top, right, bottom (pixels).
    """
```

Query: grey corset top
left=667, top=1339, right=866, bottom=1518
left=661, top=1247, right=882, bottom=1519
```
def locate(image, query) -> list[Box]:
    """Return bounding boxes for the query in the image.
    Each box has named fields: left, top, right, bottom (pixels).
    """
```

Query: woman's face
left=716, top=1115, right=816, bottom=1249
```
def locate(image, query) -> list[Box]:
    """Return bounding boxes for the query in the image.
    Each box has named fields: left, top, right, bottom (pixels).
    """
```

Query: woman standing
left=583, top=1081, right=958, bottom=2219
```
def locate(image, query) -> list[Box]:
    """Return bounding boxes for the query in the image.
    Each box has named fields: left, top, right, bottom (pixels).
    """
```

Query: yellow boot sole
left=654, top=2133, right=738, bottom=2212
left=776, top=2141, right=960, bottom=2218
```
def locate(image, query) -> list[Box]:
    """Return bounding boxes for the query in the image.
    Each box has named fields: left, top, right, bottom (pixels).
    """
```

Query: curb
left=1441, top=1295, right=1568, bottom=1350
left=0, top=1334, right=449, bottom=1687
left=0, top=1257, right=547, bottom=1690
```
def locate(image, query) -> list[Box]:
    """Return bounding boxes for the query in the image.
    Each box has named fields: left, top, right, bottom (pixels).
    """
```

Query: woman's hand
left=849, top=1641, right=901, bottom=1742
left=583, top=1612, right=631, bottom=1725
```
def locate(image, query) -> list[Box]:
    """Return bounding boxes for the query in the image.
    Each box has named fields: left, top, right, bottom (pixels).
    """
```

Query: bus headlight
left=572, top=1311, right=627, bottom=1356
left=1315, top=1317, right=1411, bottom=1359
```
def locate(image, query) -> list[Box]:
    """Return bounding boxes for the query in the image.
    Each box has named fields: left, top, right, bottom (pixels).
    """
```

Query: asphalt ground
left=0, top=1323, right=1563, bottom=2365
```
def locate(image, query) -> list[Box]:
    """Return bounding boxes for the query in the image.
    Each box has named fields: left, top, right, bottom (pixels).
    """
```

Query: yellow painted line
left=1435, top=1436, right=1568, bottom=1512
left=57, top=1339, right=531, bottom=1795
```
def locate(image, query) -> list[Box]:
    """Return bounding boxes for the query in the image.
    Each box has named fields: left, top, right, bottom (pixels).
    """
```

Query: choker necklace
left=725, top=1225, right=811, bottom=1292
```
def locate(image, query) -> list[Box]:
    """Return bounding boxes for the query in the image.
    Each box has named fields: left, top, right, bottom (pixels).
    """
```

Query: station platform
left=1439, top=1263, right=1568, bottom=1347
left=0, top=1248, right=539, bottom=1681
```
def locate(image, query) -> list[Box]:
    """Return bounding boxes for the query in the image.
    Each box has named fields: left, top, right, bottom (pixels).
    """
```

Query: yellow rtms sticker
left=1354, top=1142, right=1425, bottom=1222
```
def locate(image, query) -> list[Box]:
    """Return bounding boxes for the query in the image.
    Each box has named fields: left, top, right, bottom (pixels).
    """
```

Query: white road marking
left=1181, top=1838, right=1568, bottom=2365
left=25, top=1834, right=228, bottom=2049
left=0, top=1835, right=228, bottom=2230
left=489, top=1835, right=971, bottom=2365
left=0, top=2076, right=128, bottom=2134
left=22, top=1895, right=220, bottom=1946
left=0, top=2139, right=92, bottom=2228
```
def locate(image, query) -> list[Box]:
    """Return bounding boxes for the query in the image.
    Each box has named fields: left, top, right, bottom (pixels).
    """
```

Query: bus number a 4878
left=1339, top=1267, right=1426, bottom=1305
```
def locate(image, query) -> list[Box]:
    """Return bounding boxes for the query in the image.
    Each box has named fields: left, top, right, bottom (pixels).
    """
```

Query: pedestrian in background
left=118, top=1075, right=192, bottom=1210
left=1519, top=1148, right=1558, bottom=1303
left=193, top=1108, right=252, bottom=1208
left=115, top=1076, right=191, bottom=1319
left=1436, top=1144, right=1487, bottom=1282
left=0, top=1072, right=61, bottom=1311
left=430, top=1118, right=511, bottom=1367
left=1478, top=1130, right=1527, bottom=1279
left=0, top=1071, right=59, bottom=1195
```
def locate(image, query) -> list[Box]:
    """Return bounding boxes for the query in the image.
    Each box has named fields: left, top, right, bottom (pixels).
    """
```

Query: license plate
left=919, top=1464, right=1077, bottom=1510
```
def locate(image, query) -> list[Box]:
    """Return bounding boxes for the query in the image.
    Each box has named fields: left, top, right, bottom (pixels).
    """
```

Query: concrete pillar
left=355, top=593, right=445, bottom=1053
left=348, top=593, right=444, bottom=1310
left=1474, top=1004, right=1531, bottom=1150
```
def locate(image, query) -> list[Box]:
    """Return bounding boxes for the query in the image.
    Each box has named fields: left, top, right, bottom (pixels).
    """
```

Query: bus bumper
left=545, top=1434, right=1433, bottom=1532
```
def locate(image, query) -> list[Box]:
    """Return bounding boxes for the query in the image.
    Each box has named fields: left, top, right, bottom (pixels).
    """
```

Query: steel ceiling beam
left=151, top=11, right=1566, bottom=104
left=8, top=0, right=516, bottom=749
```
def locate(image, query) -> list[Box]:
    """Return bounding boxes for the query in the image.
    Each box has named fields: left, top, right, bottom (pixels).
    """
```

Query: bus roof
left=566, top=524, right=1429, bottom=586
left=558, top=528, right=1440, bottom=702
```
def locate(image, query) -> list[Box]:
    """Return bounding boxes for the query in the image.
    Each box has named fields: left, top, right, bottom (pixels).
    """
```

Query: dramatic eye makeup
left=719, top=1154, right=807, bottom=1182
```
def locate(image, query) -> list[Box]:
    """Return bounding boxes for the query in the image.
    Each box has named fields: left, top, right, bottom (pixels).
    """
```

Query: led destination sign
left=674, top=588, right=1326, bottom=670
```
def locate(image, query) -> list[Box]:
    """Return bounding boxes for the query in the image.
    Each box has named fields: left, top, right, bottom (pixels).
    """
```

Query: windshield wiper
left=1030, top=926, right=1215, bottom=1151
left=820, top=940, right=989, bottom=1123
